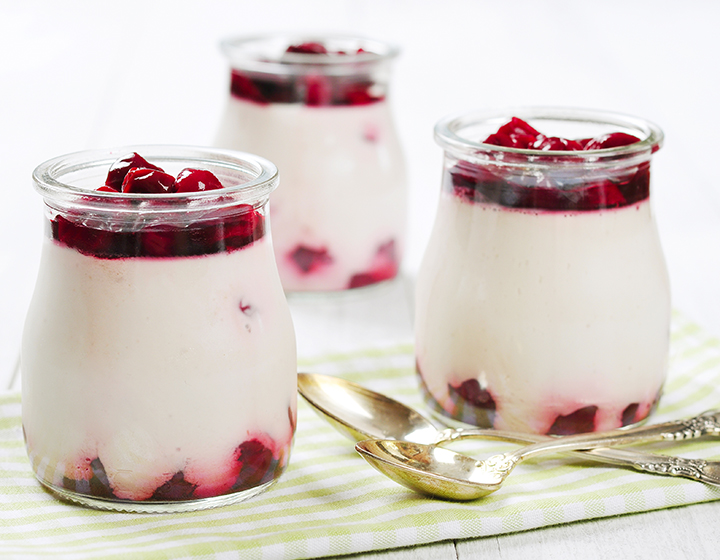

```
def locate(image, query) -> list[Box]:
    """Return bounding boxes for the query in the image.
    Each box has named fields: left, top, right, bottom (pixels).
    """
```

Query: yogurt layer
left=415, top=192, right=670, bottom=434
left=216, top=98, right=407, bottom=291
left=22, top=236, right=297, bottom=501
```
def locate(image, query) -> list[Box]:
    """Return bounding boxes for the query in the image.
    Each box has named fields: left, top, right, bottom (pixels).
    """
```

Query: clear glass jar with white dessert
left=415, top=108, right=670, bottom=435
left=22, top=146, right=297, bottom=512
left=215, top=34, right=407, bottom=292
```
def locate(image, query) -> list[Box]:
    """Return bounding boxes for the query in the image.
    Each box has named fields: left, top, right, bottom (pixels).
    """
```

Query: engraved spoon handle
left=439, top=426, right=720, bottom=485
left=582, top=447, right=720, bottom=485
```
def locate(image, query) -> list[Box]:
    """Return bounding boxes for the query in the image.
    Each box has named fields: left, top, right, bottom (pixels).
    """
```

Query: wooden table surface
left=3, top=1, right=720, bottom=558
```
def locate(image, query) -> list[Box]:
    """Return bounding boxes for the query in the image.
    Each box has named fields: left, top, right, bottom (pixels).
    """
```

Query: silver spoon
left=298, top=372, right=720, bottom=490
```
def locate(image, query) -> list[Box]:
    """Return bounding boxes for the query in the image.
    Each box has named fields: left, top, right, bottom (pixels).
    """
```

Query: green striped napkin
left=2, top=311, right=720, bottom=559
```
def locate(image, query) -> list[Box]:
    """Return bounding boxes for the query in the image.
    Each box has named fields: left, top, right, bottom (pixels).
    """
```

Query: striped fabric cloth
left=1, top=311, right=720, bottom=559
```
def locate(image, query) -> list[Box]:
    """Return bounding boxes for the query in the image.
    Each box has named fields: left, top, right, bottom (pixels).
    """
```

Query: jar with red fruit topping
left=215, top=34, right=407, bottom=292
left=22, top=146, right=297, bottom=512
left=415, top=107, right=670, bottom=435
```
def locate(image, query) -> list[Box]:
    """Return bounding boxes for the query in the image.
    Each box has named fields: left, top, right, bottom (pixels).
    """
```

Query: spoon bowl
left=356, top=440, right=506, bottom=500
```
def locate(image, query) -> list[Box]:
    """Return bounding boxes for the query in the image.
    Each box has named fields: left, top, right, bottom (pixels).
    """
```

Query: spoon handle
left=515, top=409, right=720, bottom=462
left=581, top=447, right=720, bottom=486
left=443, top=426, right=720, bottom=485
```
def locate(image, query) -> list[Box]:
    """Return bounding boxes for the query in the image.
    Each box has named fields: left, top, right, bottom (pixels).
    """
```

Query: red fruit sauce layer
left=416, top=362, right=654, bottom=435
left=51, top=153, right=265, bottom=259
left=446, top=117, right=649, bottom=212
left=229, top=42, right=384, bottom=106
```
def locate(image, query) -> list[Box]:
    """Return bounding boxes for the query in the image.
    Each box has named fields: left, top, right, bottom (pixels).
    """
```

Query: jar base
left=36, top=477, right=278, bottom=513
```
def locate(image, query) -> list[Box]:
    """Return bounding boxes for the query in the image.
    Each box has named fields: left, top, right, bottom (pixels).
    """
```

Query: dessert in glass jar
left=215, top=34, right=407, bottom=292
left=22, top=147, right=297, bottom=512
left=415, top=108, right=670, bottom=435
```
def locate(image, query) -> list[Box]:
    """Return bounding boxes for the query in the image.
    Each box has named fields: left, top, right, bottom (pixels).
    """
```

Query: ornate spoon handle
left=465, top=410, right=720, bottom=482
left=583, top=447, right=720, bottom=485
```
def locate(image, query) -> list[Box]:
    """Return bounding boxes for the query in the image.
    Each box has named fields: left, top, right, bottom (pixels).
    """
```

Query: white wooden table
left=3, top=1, right=720, bottom=557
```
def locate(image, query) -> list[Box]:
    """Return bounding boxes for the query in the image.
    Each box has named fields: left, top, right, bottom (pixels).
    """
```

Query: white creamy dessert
left=22, top=148, right=297, bottom=510
left=415, top=193, right=670, bottom=434
left=215, top=35, right=407, bottom=292
left=417, top=110, right=669, bottom=435
left=22, top=235, right=297, bottom=502
left=216, top=99, right=406, bottom=291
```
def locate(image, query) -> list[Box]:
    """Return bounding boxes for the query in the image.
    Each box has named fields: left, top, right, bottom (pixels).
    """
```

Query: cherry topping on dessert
left=174, top=168, right=224, bottom=193
left=51, top=153, right=266, bottom=258
left=121, top=167, right=177, bottom=194
left=583, top=132, right=642, bottom=150
left=446, top=118, right=648, bottom=211
left=105, top=152, right=163, bottom=191
left=531, top=136, right=584, bottom=151
left=229, top=42, right=384, bottom=106
left=286, top=42, right=328, bottom=54
left=547, top=405, right=598, bottom=435
left=482, top=117, right=640, bottom=151
left=484, top=117, right=541, bottom=149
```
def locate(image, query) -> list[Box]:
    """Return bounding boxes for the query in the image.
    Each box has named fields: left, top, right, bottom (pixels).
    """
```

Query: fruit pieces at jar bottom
left=52, top=152, right=265, bottom=259
left=416, top=365, right=660, bottom=435
left=449, top=117, right=648, bottom=212
left=60, top=433, right=291, bottom=502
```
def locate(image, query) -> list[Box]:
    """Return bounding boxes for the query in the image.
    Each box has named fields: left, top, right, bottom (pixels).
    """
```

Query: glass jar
left=415, top=108, right=670, bottom=435
left=22, top=146, right=297, bottom=512
left=215, top=34, right=407, bottom=292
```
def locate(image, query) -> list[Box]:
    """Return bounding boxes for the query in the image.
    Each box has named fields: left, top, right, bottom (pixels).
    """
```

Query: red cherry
left=286, top=42, right=328, bottom=54
left=174, top=168, right=224, bottom=193
left=233, top=439, right=276, bottom=491
left=453, top=378, right=496, bottom=411
left=485, top=117, right=542, bottom=148
left=531, top=135, right=584, bottom=151
left=121, top=168, right=176, bottom=194
left=305, top=75, right=332, bottom=106
left=583, top=132, right=640, bottom=150
left=289, top=245, right=333, bottom=274
left=547, top=405, right=598, bottom=435
left=348, top=240, right=398, bottom=288
left=105, top=153, right=163, bottom=191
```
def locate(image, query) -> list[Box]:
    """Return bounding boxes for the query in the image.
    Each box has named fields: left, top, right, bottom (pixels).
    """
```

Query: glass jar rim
left=32, top=145, right=279, bottom=213
left=220, top=33, right=400, bottom=76
left=434, top=107, right=664, bottom=169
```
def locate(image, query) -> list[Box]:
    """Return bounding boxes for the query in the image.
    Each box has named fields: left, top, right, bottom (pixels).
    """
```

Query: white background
left=2, top=0, right=720, bottom=379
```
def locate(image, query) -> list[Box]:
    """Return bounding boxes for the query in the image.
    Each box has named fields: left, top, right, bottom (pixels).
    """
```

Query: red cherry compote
left=50, top=153, right=264, bottom=259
